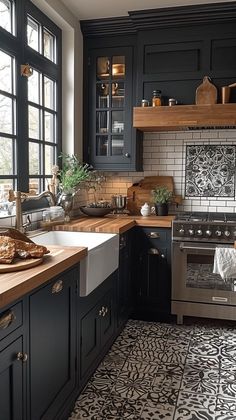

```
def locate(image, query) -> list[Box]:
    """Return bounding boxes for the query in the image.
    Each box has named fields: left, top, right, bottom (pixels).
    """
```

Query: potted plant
left=152, top=186, right=172, bottom=216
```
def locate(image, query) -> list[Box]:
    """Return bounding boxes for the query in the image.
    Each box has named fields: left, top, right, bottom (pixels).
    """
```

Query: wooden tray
left=195, top=76, right=217, bottom=105
left=0, top=257, right=43, bottom=273
left=127, top=176, right=182, bottom=215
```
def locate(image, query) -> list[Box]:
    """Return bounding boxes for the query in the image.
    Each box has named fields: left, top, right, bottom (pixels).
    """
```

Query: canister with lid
left=152, top=90, right=162, bottom=107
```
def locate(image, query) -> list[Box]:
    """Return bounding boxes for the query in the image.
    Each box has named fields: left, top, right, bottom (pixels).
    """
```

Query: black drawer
left=0, top=302, right=23, bottom=342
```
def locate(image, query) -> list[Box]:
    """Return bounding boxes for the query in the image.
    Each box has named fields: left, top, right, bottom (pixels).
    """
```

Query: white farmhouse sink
left=33, top=231, right=119, bottom=296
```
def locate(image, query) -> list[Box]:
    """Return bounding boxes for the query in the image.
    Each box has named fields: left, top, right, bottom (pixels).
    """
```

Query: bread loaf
left=0, top=236, right=49, bottom=264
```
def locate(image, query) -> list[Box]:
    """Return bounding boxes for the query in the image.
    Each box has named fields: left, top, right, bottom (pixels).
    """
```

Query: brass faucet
left=8, top=190, right=56, bottom=233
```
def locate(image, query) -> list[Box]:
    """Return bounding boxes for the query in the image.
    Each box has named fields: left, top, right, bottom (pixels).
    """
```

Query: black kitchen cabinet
left=83, top=38, right=143, bottom=171
left=133, top=227, right=171, bottom=321
left=78, top=271, right=117, bottom=390
left=28, top=266, right=77, bottom=420
left=117, top=231, right=133, bottom=328
left=0, top=337, right=25, bottom=420
left=0, top=301, right=26, bottom=420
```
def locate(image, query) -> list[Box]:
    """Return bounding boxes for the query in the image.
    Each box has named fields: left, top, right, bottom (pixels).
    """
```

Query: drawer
left=0, top=302, right=23, bottom=342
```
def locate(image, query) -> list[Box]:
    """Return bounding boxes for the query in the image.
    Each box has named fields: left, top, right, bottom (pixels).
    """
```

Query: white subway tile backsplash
left=90, top=129, right=236, bottom=213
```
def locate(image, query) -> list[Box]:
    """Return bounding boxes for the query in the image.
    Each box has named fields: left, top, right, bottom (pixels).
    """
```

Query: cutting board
left=195, top=76, right=217, bottom=105
left=0, top=257, right=43, bottom=273
left=127, top=176, right=182, bottom=215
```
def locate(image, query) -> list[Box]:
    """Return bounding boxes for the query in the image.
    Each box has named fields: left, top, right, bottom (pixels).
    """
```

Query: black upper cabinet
left=83, top=38, right=143, bottom=171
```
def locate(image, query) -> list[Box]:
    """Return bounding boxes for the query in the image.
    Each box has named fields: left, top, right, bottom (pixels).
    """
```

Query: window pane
left=0, top=137, right=13, bottom=174
left=27, top=16, right=39, bottom=52
left=44, top=77, right=55, bottom=109
left=97, top=57, right=109, bottom=80
left=0, top=94, right=13, bottom=134
left=112, top=111, right=124, bottom=134
left=44, top=111, right=54, bottom=142
left=0, top=50, right=12, bottom=93
left=111, top=136, right=124, bottom=156
left=112, top=56, right=125, bottom=77
left=0, top=179, right=14, bottom=201
left=29, top=178, right=39, bottom=194
left=0, top=0, right=12, bottom=33
left=45, top=145, right=55, bottom=173
left=28, top=105, right=40, bottom=139
left=28, top=69, right=40, bottom=104
left=96, top=111, right=109, bottom=134
left=43, top=28, right=55, bottom=62
left=29, top=142, right=40, bottom=175
left=96, top=136, right=108, bottom=156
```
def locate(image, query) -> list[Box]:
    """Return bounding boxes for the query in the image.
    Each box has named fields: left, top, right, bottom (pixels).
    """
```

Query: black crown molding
left=80, top=1, right=236, bottom=37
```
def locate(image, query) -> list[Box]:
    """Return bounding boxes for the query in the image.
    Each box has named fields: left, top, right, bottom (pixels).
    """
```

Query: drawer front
left=0, top=302, right=23, bottom=342
left=140, top=227, right=171, bottom=245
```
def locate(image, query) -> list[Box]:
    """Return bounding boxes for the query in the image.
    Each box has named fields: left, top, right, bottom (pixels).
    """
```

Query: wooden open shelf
left=133, top=104, right=236, bottom=131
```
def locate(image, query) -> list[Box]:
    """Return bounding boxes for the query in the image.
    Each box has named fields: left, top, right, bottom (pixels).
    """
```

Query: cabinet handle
left=16, top=352, right=28, bottom=363
left=0, top=310, right=15, bottom=330
left=52, top=280, right=63, bottom=294
left=124, top=153, right=130, bottom=158
left=148, top=248, right=159, bottom=255
left=147, top=232, right=160, bottom=239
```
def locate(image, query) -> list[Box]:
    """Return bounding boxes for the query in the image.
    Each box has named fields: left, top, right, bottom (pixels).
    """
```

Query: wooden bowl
left=80, top=206, right=112, bottom=217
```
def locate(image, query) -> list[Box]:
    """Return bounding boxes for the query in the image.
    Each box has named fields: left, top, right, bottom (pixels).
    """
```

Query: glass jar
left=152, top=90, right=162, bottom=107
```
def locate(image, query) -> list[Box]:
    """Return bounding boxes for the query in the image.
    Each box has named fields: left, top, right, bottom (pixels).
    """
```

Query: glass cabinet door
left=90, top=48, right=132, bottom=168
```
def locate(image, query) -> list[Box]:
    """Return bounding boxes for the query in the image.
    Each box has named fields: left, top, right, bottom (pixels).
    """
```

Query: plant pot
left=155, top=203, right=168, bottom=216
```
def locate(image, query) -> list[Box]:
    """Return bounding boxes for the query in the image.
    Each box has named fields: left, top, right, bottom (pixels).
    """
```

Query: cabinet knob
left=0, top=310, right=15, bottom=330
left=124, top=153, right=130, bottom=158
left=52, top=280, right=63, bottom=294
left=16, top=352, right=28, bottom=363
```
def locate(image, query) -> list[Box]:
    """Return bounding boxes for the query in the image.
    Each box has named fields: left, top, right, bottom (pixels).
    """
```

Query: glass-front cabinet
left=88, top=47, right=140, bottom=170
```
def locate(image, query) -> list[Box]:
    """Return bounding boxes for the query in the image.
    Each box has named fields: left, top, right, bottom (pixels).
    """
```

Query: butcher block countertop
left=0, top=245, right=87, bottom=310
left=53, top=215, right=175, bottom=233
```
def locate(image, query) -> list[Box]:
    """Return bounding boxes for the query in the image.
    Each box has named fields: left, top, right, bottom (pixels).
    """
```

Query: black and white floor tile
left=69, top=319, right=236, bottom=419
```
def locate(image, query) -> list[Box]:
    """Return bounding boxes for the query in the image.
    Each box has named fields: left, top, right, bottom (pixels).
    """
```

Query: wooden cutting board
left=0, top=257, right=43, bottom=273
left=195, top=76, right=217, bottom=105
left=127, top=176, right=182, bottom=215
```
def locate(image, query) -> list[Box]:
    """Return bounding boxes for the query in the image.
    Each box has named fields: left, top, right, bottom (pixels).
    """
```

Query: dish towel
left=213, top=247, right=236, bottom=280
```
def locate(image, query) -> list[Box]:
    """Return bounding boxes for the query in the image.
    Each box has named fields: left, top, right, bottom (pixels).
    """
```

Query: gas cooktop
left=173, top=212, right=236, bottom=242
left=175, top=212, right=236, bottom=223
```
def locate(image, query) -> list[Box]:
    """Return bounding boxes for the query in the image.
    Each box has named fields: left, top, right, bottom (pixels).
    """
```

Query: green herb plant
left=152, top=186, right=172, bottom=204
left=58, top=153, right=91, bottom=194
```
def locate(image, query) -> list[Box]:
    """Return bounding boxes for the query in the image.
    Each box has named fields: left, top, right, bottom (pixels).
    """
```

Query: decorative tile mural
left=185, top=145, right=236, bottom=197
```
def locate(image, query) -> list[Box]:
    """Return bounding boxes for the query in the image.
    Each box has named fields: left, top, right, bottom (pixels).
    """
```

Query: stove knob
left=215, top=229, right=222, bottom=237
left=179, top=227, right=185, bottom=236
left=224, top=230, right=231, bottom=238
left=188, top=229, right=194, bottom=236
left=196, top=229, right=203, bottom=236
left=205, top=229, right=212, bottom=237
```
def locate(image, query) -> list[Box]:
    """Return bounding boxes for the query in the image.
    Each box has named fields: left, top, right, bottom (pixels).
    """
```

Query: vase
left=59, top=193, right=74, bottom=222
left=155, top=203, right=168, bottom=216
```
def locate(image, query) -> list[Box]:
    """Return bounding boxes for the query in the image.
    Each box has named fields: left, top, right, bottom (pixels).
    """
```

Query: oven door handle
left=179, top=245, right=216, bottom=252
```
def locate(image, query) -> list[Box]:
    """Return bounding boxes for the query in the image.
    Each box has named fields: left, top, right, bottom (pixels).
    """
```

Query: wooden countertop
left=53, top=215, right=175, bottom=233
left=0, top=245, right=87, bottom=310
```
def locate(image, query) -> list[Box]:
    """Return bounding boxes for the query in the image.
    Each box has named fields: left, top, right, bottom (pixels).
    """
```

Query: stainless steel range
left=172, top=212, right=236, bottom=324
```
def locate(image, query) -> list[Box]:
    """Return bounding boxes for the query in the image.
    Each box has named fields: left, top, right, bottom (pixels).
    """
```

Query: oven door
left=172, top=241, right=236, bottom=305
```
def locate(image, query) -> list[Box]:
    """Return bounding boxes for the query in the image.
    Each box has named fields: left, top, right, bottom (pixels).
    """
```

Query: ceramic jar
left=140, top=202, right=151, bottom=216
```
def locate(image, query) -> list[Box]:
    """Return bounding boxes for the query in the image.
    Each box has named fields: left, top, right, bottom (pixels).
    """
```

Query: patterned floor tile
left=69, top=319, right=236, bottom=420
left=182, top=365, right=219, bottom=395
left=146, top=385, right=179, bottom=407
left=141, top=402, right=175, bottom=419
left=101, top=395, right=143, bottom=419
left=215, top=396, right=236, bottom=419
left=112, top=370, right=154, bottom=400
left=174, top=391, right=217, bottom=419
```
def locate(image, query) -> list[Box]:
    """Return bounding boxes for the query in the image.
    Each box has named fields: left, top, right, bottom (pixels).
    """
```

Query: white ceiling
left=60, top=0, right=235, bottom=20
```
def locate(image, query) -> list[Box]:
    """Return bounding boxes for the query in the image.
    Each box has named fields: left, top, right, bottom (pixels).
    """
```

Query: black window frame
left=0, top=0, right=62, bottom=193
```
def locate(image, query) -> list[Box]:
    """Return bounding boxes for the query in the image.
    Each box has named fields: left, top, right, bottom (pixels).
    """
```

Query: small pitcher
left=140, top=202, right=150, bottom=217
